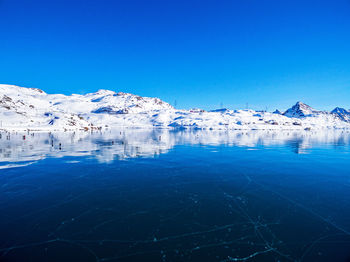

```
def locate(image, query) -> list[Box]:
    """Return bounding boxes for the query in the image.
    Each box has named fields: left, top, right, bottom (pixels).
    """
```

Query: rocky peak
left=283, top=102, right=318, bottom=118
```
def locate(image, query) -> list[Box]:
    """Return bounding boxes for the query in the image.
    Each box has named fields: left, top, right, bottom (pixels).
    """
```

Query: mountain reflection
left=1, top=129, right=350, bottom=168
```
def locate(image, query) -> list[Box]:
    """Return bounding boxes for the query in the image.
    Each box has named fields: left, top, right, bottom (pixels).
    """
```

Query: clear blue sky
left=1, top=0, right=349, bottom=111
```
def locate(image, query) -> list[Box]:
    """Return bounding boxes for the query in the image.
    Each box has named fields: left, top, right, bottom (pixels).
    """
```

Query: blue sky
left=1, top=0, right=349, bottom=111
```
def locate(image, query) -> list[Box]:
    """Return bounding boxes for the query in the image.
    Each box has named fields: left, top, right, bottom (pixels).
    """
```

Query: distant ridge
left=1, top=84, right=350, bottom=131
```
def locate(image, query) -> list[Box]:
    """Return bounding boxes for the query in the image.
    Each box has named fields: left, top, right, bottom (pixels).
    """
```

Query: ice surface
left=1, top=129, right=350, bottom=261
left=1, top=129, right=350, bottom=168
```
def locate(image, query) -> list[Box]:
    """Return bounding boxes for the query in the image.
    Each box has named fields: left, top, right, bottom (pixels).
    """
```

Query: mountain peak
left=283, top=102, right=317, bottom=118
left=331, top=107, right=350, bottom=122
left=295, top=101, right=312, bottom=108
left=331, top=107, right=349, bottom=114
left=92, top=89, right=116, bottom=96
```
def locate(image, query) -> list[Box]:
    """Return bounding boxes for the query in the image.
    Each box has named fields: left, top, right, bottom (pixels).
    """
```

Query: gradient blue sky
left=1, top=0, right=349, bottom=111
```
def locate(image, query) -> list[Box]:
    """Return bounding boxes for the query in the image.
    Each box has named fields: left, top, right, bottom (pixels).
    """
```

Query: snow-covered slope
left=0, top=84, right=173, bottom=130
left=1, top=84, right=349, bottom=131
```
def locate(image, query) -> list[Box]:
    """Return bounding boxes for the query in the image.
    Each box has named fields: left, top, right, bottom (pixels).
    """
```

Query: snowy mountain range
left=1, top=84, right=349, bottom=131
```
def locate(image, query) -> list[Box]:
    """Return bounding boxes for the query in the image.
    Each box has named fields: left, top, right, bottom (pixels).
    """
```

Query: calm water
left=1, top=129, right=350, bottom=262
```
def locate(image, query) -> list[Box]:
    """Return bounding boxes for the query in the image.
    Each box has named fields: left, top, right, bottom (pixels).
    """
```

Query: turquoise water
left=1, top=130, right=350, bottom=261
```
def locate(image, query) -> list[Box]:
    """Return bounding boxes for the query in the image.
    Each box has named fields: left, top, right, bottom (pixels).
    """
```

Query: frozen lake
left=1, top=129, right=350, bottom=261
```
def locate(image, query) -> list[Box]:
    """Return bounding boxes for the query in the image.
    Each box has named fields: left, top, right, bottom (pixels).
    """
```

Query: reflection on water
left=1, top=129, right=350, bottom=262
left=1, top=129, right=350, bottom=168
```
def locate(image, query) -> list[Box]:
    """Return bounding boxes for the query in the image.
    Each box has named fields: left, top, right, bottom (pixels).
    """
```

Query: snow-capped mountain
left=1, top=84, right=350, bottom=131
left=283, top=102, right=319, bottom=117
left=331, top=107, right=350, bottom=122
left=0, top=84, right=173, bottom=130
